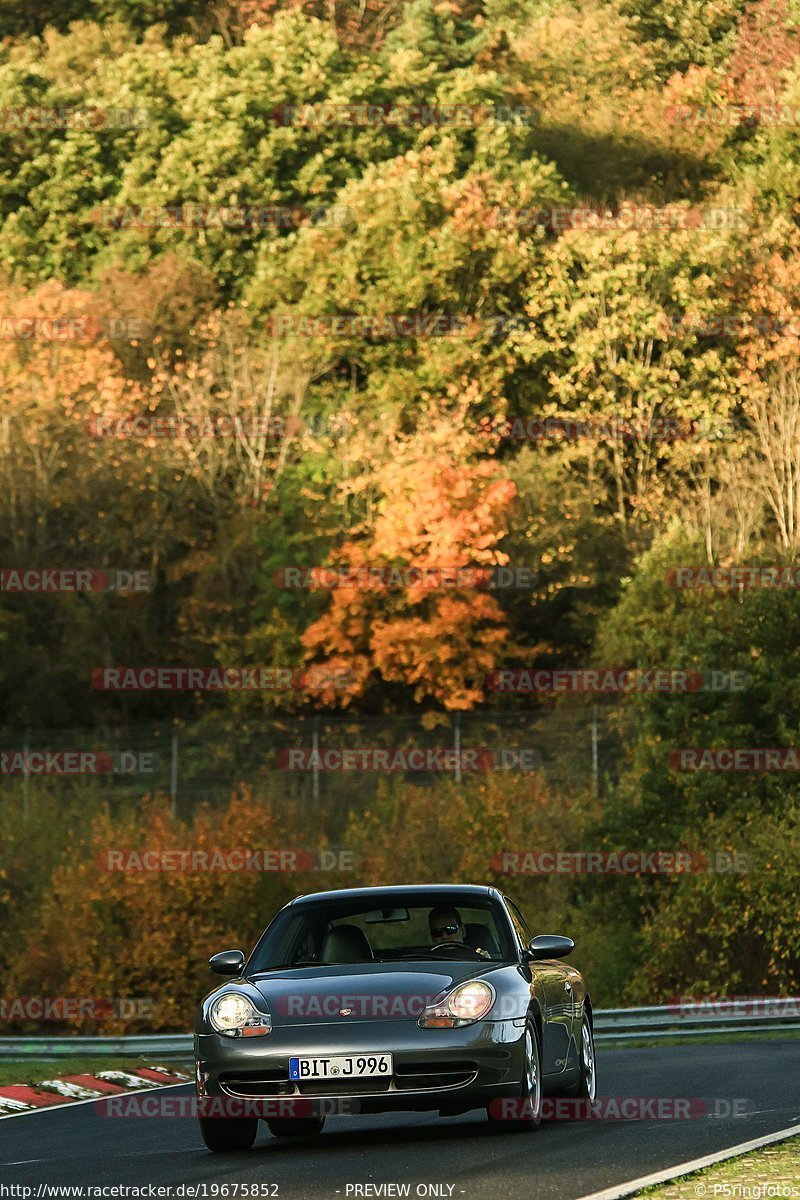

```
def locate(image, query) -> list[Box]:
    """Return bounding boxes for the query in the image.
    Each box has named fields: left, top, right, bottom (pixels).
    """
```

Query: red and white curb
left=0, top=1065, right=190, bottom=1115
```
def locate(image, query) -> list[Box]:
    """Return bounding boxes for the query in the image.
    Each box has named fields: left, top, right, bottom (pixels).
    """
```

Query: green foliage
left=626, top=804, right=800, bottom=1000
left=0, top=0, right=212, bottom=37
left=595, top=528, right=800, bottom=840
left=620, top=0, right=748, bottom=74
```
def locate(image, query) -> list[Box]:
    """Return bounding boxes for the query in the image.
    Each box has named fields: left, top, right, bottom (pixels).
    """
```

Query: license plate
left=289, top=1054, right=393, bottom=1081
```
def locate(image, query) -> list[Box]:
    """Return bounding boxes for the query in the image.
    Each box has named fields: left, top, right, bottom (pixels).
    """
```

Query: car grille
left=220, top=1069, right=292, bottom=1098
left=393, top=1060, right=478, bottom=1090
left=220, top=1060, right=479, bottom=1098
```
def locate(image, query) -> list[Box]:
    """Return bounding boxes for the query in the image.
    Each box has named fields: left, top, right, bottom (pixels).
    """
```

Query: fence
left=1, top=706, right=624, bottom=823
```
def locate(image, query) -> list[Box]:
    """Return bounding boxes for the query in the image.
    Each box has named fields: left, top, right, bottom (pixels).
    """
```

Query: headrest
left=319, top=924, right=374, bottom=963
left=464, top=922, right=500, bottom=955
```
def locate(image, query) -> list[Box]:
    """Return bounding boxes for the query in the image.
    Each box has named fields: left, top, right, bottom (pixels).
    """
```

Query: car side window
left=504, top=898, right=534, bottom=948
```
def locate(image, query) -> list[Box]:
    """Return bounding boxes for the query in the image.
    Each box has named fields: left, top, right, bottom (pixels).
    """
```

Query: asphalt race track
left=1, top=1042, right=798, bottom=1200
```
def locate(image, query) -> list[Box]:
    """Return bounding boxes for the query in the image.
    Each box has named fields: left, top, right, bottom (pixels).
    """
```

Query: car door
left=504, top=897, right=573, bottom=1077
left=538, top=961, right=576, bottom=1075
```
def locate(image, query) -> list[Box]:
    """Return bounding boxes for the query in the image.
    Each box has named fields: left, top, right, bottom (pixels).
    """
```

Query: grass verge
left=0, top=1058, right=192, bottom=1088
left=637, top=1134, right=800, bottom=1197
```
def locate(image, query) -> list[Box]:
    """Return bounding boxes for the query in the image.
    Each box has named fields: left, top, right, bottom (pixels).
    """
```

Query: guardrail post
left=312, top=715, right=320, bottom=803
left=454, top=712, right=462, bottom=784
left=170, top=726, right=178, bottom=820
left=22, top=727, right=30, bottom=820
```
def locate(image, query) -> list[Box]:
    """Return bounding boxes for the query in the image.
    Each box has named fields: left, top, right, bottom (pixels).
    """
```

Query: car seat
left=319, top=924, right=374, bottom=963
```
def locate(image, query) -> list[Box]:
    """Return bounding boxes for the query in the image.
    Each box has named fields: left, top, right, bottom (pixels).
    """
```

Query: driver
left=428, top=905, right=466, bottom=945
left=428, top=906, right=491, bottom=958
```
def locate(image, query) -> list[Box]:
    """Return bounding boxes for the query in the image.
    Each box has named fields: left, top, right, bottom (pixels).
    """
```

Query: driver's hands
left=475, top=947, right=491, bottom=959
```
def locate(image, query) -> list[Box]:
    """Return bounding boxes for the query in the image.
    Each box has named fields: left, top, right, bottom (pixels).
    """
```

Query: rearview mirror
left=209, top=949, right=245, bottom=975
left=526, top=934, right=574, bottom=961
left=363, top=908, right=410, bottom=923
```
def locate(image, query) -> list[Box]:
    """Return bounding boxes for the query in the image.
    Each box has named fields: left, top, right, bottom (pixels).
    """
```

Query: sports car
left=193, top=884, right=597, bottom=1150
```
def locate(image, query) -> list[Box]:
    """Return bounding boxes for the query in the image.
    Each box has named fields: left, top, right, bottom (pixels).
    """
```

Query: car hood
left=246, top=961, right=506, bottom=1025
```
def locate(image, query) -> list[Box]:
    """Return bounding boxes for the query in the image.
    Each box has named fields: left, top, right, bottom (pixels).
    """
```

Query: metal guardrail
left=0, top=1002, right=798, bottom=1059
left=0, top=1034, right=193, bottom=1060
left=592, top=1002, right=800, bottom=1042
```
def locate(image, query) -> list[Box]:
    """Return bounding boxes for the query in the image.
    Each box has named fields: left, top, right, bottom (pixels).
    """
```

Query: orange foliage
left=301, top=411, right=517, bottom=709
left=227, top=0, right=405, bottom=49
left=722, top=0, right=800, bottom=109
left=8, top=790, right=333, bottom=1033
left=0, top=277, right=146, bottom=554
left=731, top=222, right=800, bottom=379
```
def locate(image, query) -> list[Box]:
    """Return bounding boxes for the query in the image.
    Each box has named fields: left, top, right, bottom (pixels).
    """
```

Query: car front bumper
left=195, top=1018, right=527, bottom=1115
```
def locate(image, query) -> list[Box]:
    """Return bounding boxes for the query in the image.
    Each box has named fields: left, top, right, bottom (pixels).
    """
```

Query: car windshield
left=246, top=893, right=516, bottom=971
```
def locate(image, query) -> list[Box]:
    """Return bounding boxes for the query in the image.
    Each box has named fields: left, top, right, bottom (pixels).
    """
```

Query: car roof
left=287, top=884, right=501, bottom=906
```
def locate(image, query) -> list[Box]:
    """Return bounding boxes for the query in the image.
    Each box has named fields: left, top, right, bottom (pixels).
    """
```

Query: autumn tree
left=728, top=220, right=800, bottom=554
left=516, top=223, right=743, bottom=544
left=722, top=0, right=800, bottom=109
left=298, top=408, right=516, bottom=710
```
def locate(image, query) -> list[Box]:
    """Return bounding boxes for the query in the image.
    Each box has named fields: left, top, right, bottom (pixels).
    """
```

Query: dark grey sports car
left=193, top=884, right=597, bottom=1151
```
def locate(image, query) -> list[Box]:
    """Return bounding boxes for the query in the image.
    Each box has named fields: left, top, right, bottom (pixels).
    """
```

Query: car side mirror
left=209, top=949, right=245, bottom=975
left=526, top=934, right=575, bottom=961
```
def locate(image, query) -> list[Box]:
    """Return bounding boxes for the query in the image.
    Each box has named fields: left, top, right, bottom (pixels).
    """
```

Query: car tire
left=486, top=1018, right=542, bottom=1132
left=266, top=1117, right=326, bottom=1138
left=198, top=1115, right=258, bottom=1152
left=561, top=1013, right=598, bottom=1100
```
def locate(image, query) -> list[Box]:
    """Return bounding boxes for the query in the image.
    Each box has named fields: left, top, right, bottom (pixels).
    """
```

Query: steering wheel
left=427, top=941, right=483, bottom=958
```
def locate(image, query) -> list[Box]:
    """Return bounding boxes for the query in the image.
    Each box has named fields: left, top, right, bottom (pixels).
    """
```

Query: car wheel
left=266, top=1117, right=326, bottom=1138
left=486, top=1018, right=542, bottom=1132
left=198, top=1115, right=258, bottom=1152
left=562, top=1013, right=598, bottom=1100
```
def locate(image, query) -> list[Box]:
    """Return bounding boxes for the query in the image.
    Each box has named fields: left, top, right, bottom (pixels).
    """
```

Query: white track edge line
left=0, top=1080, right=190, bottom=1122
left=574, top=1121, right=800, bottom=1200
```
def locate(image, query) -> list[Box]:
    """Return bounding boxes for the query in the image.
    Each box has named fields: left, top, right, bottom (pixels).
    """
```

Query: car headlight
left=419, top=980, right=496, bottom=1028
left=209, top=992, right=271, bottom=1037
